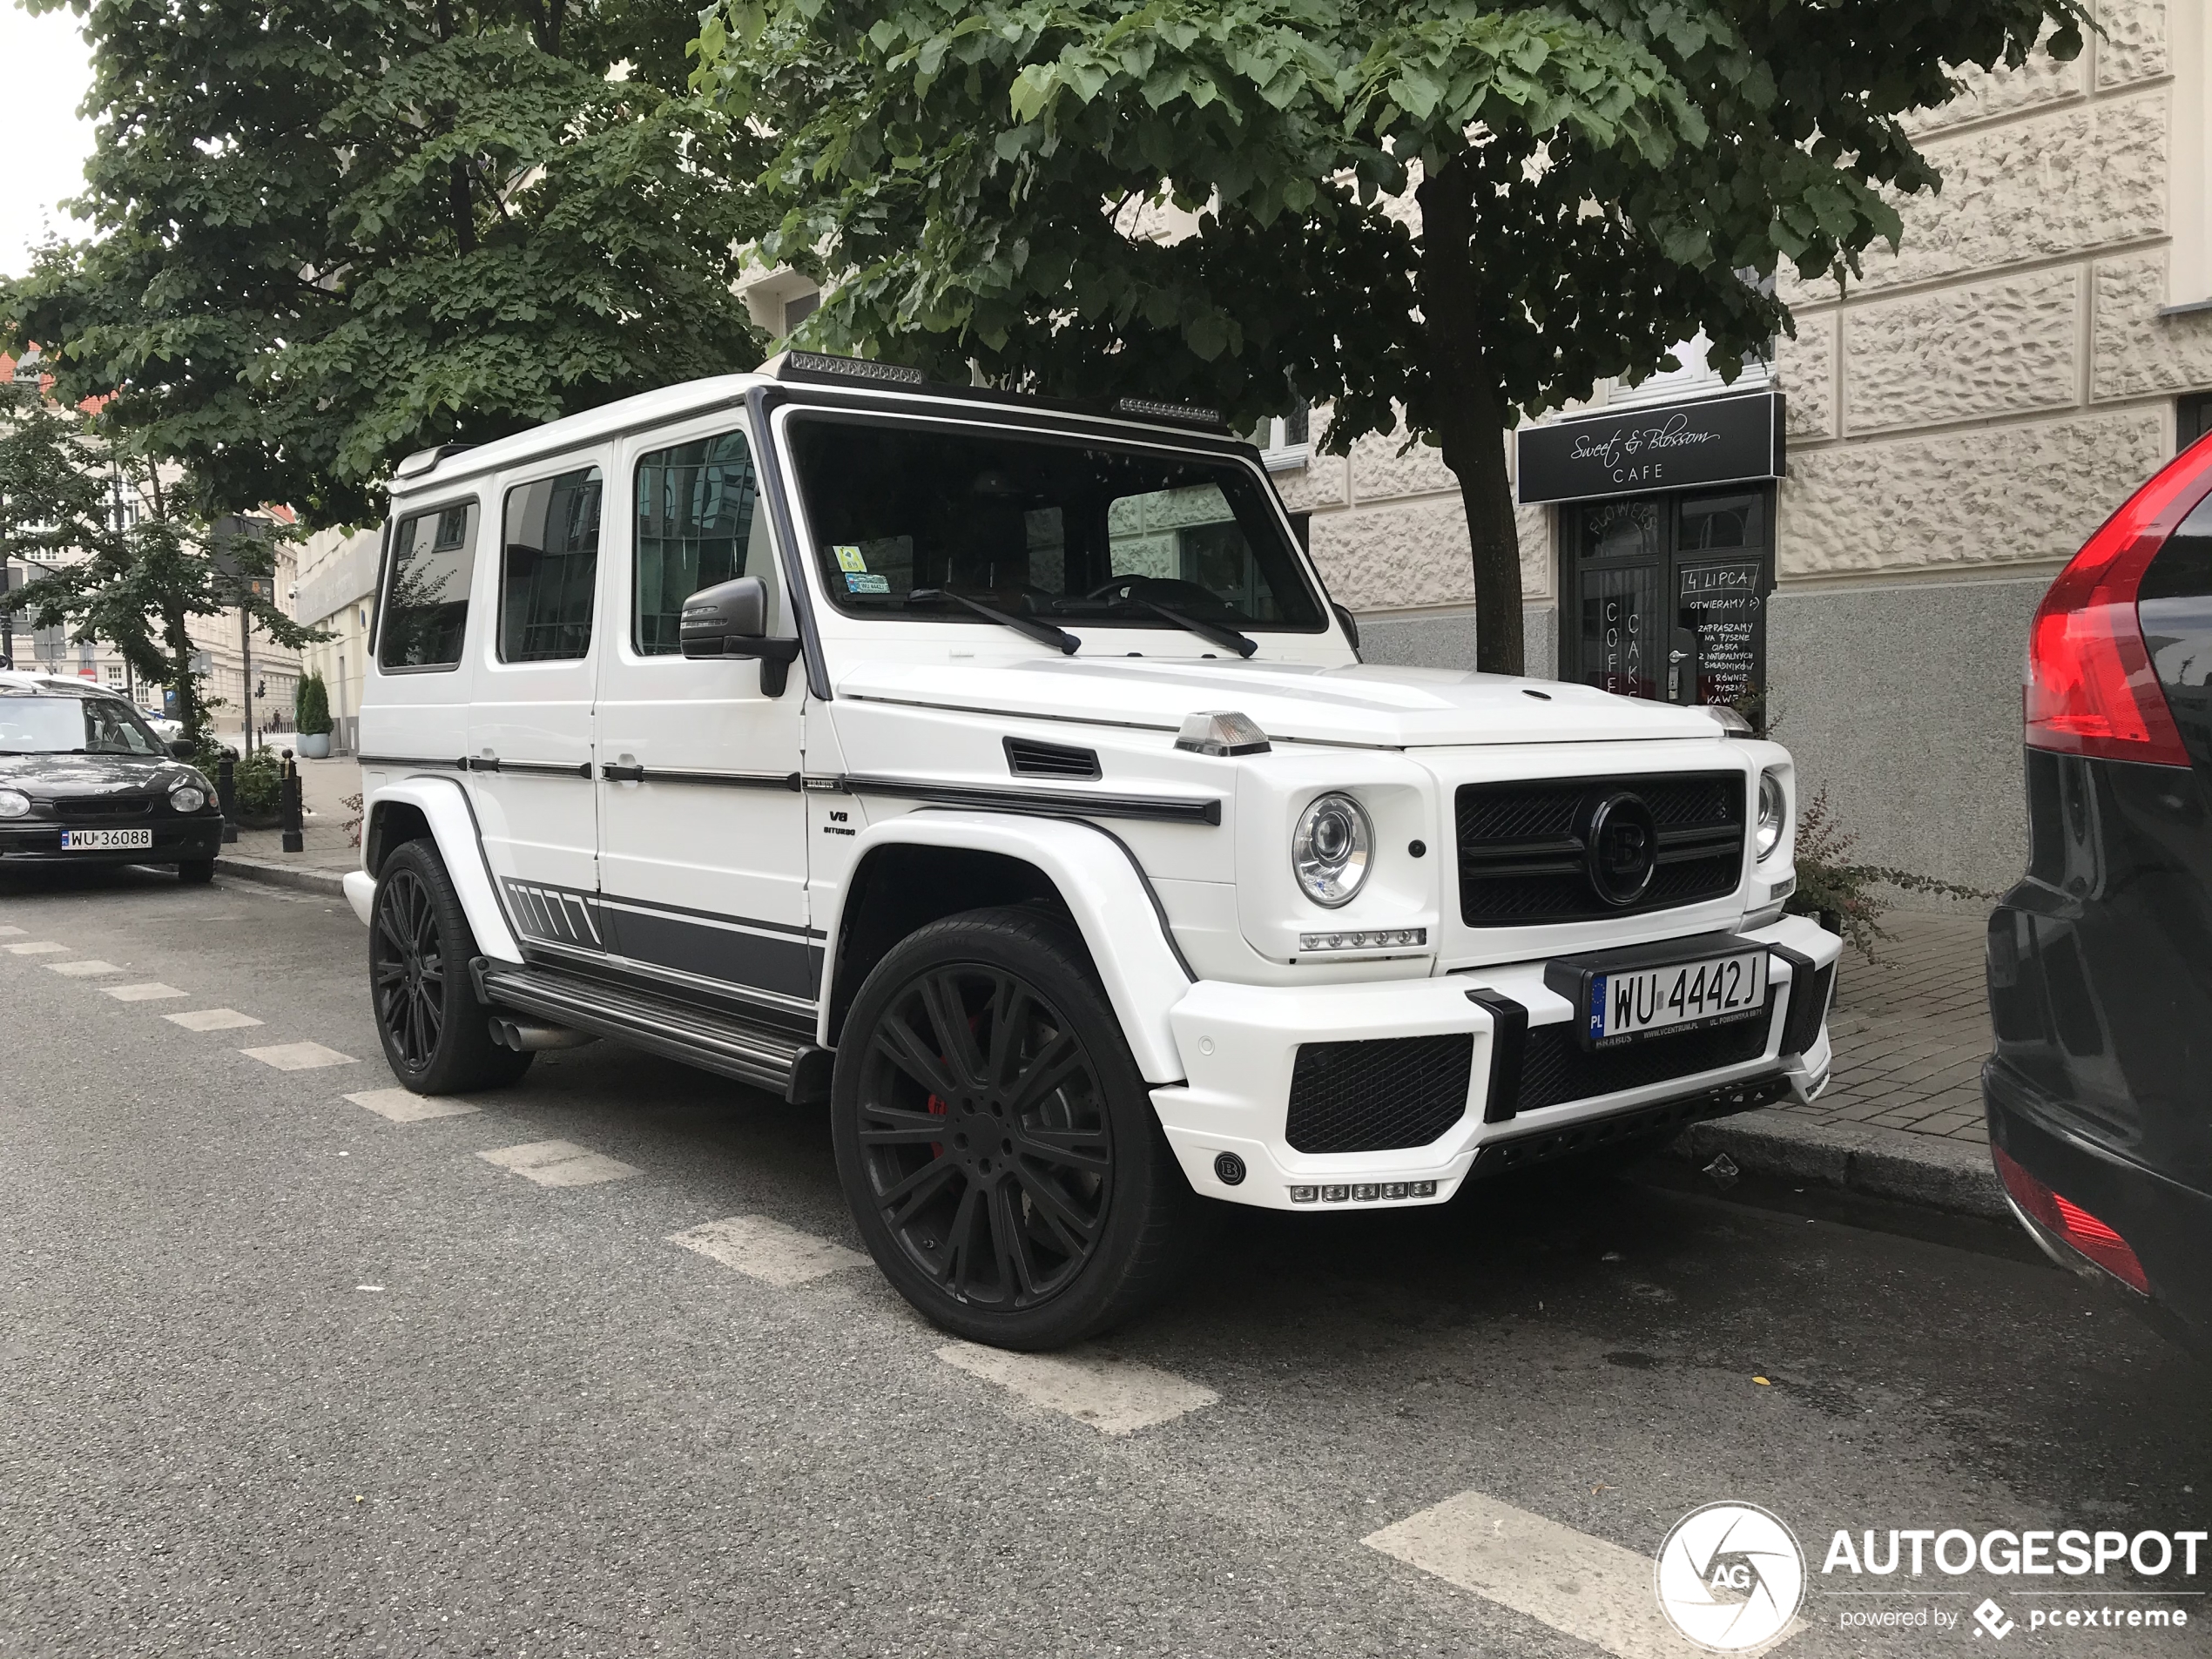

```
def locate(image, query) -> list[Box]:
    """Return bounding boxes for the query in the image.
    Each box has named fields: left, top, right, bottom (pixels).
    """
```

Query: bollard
left=280, top=748, right=304, bottom=853
left=216, top=751, right=239, bottom=846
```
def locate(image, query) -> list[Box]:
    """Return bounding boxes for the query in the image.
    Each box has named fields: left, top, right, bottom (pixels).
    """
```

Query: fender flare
left=361, top=774, right=523, bottom=964
left=819, top=811, right=1194, bottom=1082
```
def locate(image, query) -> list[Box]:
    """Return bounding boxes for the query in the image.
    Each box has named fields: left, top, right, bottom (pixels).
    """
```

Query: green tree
left=295, top=671, right=334, bottom=737
left=697, top=0, right=2080, bottom=672
left=0, top=382, right=319, bottom=744
left=3, top=1, right=770, bottom=531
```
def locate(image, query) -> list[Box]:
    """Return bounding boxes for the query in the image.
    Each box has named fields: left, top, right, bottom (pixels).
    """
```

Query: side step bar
left=472, top=958, right=832, bottom=1103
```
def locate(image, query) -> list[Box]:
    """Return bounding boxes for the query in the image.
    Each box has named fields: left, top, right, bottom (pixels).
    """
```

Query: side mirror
left=169, top=739, right=194, bottom=759
left=679, top=576, right=803, bottom=697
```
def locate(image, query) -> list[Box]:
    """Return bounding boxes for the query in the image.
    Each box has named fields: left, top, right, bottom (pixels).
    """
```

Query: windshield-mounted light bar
left=1112, top=395, right=1224, bottom=430
left=772, top=350, right=927, bottom=388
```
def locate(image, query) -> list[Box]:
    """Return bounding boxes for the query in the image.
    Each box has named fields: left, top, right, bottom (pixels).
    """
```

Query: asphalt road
left=1, top=866, right=2205, bottom=1659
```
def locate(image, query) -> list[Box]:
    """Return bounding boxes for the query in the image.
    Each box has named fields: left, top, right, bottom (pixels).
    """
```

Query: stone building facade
left=1292, top=0, right=2209, bottom=896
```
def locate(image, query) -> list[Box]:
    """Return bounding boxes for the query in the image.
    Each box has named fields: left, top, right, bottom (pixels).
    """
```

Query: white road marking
left=164, top=1008, right=263, bottom=1031
left=345, top=1088, right=479, bottom=1123
left=934, top=1341, right=1219, bottom=1436
left=1363, top=1488, right=1802, bottom=1659
left=47, top=960, right=123, bottom=977
left=0, top=925, right=24, bottom=936
left=105, top=982, right=187, bottom=1001
left=5, top=941, right=70, bottom=955
left=477, top=1139, right=639, bottom=1188
left=668, top=1215, right=869, bottom=1287
left=239, top=1041, right=358, bottom=1071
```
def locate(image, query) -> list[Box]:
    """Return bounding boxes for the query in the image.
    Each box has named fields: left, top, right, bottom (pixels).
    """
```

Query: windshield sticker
left=845, top=572, right=890, bottom=594
left=833, top=545, right=869, bottom=573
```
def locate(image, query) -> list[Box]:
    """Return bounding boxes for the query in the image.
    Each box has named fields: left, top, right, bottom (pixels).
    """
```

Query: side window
left=377, top=502, right=479, bottom=670
left=633, top=429, right=779, bottom=655
left=499, top=466, right=603, bottom=663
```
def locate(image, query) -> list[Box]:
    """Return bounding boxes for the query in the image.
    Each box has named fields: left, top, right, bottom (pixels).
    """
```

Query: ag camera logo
left=1656, top=1501, right=1807, bottom=1651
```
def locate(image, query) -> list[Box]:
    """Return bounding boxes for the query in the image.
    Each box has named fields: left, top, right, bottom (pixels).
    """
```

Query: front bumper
left=1153, top=913, right=1839, bottom=1210
left=0, top=817, right=223, bottom=864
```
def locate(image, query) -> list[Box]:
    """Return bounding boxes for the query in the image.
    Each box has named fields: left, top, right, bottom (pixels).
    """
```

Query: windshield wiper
left=1119, top=597, right=1257, bottom=658
left=909, top=589, right=1081, bottom=656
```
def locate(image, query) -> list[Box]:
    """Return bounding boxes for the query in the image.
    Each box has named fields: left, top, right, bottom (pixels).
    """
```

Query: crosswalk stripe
left=345, top=1088, right=480, bottom=1123
left=477, top=1139, right=638, bottom=1188
left=105, top=982, right=187, bottom=1001
left=48, top=960, right=123, bottom=977
left=0, top=926, right=25, bottom=937
left=934, top=1341, right=1218, bottom=1437
left=5, top=941, right=70, bottom=955
left=164, top=1008, right=263, bottom=1031
left=239, top=1041, right=357, bottom=1071
left=668, top=1215, right=869, bottom=1286
left=1364, top=1488, right=1801, bottom=1659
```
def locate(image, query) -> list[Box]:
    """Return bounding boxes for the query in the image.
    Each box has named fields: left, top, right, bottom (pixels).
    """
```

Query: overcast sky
left=0, top=4, right=96, bottom=280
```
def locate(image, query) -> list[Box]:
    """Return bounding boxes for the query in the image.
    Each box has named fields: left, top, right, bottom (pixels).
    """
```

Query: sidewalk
left=215, top=755, right=362, bottom=892
left=1676, top=909, right=2006, bottom=1218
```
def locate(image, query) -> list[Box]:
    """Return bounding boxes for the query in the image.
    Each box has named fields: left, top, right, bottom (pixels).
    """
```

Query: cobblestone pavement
left=1778, top=909, right=1994, bottom=1146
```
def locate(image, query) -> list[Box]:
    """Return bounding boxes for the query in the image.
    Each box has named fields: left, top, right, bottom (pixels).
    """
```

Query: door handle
left=602, top=762, right=644, bottom=783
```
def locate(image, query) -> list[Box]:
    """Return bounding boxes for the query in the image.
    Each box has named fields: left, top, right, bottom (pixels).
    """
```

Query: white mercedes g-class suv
left=349, top=351, right=1838, bottom=1349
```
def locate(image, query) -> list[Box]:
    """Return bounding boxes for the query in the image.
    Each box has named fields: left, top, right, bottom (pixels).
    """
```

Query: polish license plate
left=1588, top=949, right=1767, bottom=1044
left=60, top=827, right=152, bottom=851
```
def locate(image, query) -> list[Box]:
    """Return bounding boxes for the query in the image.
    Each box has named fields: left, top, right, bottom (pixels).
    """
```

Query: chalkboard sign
left=1679, top=560, right=1764, bottom=706
left=1517, top=390, right=1785, bottom=506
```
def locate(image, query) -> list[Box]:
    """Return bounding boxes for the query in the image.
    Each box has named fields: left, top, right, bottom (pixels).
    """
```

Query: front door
left=465, top=455, right=607, bottom=960
left=593, top=416, right=815, bottom=1028
left=1565, top=487, right=1774, bottom=712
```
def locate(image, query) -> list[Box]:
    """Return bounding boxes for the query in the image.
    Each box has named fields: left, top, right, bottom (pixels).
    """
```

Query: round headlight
left=1756, top=772, right=1787, bottom=860
left=0, top=788, right=28, bottom=819
left=1292, top=792, right=1373, bottom=907
left=170, top=784, right=208, bottom=814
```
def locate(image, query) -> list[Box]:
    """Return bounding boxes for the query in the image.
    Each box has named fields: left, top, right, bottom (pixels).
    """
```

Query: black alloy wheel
left=833, top=907, right=1202, bottom=1350
left=368, top=840, right=531, bottom=1094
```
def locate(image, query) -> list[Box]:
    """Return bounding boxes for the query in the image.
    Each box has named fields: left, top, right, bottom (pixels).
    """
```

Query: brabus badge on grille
left=1583, top=791, right=1658, bottom=906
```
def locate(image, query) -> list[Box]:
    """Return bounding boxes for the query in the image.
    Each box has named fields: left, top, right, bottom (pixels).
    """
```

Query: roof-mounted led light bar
left=772, top=350, right=927, bottom=388
left=1112, top=395, right=1224, bottom=431
left=767, top=350, right=1230, bottom=434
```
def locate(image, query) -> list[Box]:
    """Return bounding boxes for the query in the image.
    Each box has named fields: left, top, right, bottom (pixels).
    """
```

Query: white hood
left=834, top=656, right=1727, bottom=748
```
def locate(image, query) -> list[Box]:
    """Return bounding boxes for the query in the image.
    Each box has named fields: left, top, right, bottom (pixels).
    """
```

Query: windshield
left=0, top=693, right=167, bottom=756
left=788, top=415, right=1326, bottom=633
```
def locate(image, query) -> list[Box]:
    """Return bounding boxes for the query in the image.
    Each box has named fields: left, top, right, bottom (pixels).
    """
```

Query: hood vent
left=1004, top=737, right=1101, bottom=780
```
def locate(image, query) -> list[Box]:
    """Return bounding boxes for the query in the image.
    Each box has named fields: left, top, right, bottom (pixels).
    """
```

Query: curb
left=1669, top=1111, right=2007, bottom=1221
left=214, top=854, right=351, bottom=900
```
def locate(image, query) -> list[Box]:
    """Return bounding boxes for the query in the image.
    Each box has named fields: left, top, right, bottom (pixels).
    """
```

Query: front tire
left=369, top=840, right=532, bottom=1095
left=832, top=907, right=1201, bottom=1351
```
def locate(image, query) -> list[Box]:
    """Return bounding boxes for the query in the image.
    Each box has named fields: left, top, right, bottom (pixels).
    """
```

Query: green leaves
left=3, top=1, right=772, bottom=529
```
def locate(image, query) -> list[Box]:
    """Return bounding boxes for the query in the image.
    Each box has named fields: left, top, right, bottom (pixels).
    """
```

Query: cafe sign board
left=1516, top=388, right=1785, bottom=506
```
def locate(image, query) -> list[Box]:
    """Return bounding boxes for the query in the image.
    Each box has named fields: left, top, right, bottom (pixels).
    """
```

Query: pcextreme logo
left=1655, top=1501, right=1808, bottom=1651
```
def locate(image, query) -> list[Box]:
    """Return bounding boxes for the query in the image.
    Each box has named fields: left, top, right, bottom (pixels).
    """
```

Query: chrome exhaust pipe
left=489, top=1017, right=597, bottom=1052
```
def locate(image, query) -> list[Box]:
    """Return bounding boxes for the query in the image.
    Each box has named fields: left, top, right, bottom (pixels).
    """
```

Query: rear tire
left=832, top=906, right=1203, bottom=1351
left=177, top=858, right=215, bottom=885
left=370, top=840, right=533, bottom=1095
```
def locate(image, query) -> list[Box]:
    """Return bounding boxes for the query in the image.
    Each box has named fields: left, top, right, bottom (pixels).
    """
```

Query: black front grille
left=1514, top=998, right=1775, bottom=1112
left=1285, top=1033, right=1474, bottom=1153
left=1456, top=772, right=1746, bottom=925
left=57, top=796, right=154, bottom=819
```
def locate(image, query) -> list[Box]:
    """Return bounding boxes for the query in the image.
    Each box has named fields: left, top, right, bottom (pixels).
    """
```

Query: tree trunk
left=1416, top=159, right=1526, bottom=678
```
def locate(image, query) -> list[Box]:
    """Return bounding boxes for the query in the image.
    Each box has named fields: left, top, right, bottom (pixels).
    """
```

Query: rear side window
left=378, top=502, right=479, bottom=669
left=500, top=467, right=603, bottom=663
left=634, top=429, right=779, bottom=655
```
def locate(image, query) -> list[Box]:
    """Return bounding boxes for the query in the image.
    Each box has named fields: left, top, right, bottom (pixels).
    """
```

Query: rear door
left=465, top=453, right=608, bottom=960
left=592, top=414, right=816, bottom=1022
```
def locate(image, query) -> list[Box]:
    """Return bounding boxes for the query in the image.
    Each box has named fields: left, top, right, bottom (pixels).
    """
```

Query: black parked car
left=1986, top=432, right=2212, bottom=1352
left=0, top=674, right=224, bottom=883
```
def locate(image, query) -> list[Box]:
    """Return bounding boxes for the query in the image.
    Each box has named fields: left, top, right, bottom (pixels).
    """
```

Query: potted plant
left=294, top=671, right=334, bottom=759
left=230, top=745, right=287, bottom=828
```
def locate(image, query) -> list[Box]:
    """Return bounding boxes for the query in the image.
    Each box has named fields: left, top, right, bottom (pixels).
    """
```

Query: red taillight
left=1993, top=1146, right=2151, bottom=1294
left=2023, top=443, right=2212, bottom=766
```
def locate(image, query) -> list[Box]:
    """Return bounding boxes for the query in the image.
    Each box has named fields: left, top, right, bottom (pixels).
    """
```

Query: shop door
left=1565, top=487, right=1772, bottom=709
